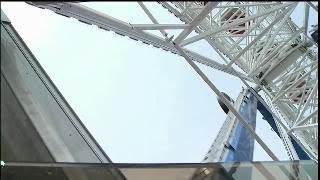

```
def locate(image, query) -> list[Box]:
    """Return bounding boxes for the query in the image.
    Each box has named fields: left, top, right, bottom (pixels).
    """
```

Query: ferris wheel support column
left=181, top=12, right=316, bottom=159
left=231, top=69, right=318, bottom=161
left=211, top=45, right=315, bottom=161
left=173, top=43, right=279, bottom=161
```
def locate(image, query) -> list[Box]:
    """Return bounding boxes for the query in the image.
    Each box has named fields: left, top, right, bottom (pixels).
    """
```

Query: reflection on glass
left=1, top=160, right=317, bottom=180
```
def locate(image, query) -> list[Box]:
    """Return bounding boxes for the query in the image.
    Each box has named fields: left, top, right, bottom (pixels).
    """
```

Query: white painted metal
left=137, top=2, right=168, bottom=39
left=306, top=2, right=318, bottom=12
left=173, top=2, right=219, bottom=44
left=162, top=1, right=317, bottom=161
left=304, top=2, right=310, bottom=34
left=179, top=3, right=294, bottom=46
left=131, top=24, right=189, bottom=30
left=26, top=1, right=318, bottom=161
left=25, top=2, right=253, bottom=82
left=289, top=124, right=318, bottom=133
left=174, top=43, right=279, bottom=161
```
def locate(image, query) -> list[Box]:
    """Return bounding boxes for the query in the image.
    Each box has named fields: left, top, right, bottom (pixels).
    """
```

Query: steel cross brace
left=26, top=1, right=317, bottom=161
left=26, top=1, right=254, bottom=83
left=173, top=42, right=279, bottom=161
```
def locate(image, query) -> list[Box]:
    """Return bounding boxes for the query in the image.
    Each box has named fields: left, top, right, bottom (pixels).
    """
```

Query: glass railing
left=1, top=160, right=317, bottom=180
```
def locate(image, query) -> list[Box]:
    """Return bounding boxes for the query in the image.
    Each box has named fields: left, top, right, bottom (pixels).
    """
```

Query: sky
left=2, top=2, right=311, bottom=163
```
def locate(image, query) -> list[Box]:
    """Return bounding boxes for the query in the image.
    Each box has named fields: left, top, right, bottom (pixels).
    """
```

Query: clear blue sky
left=2, top=2, right=314, bottom=163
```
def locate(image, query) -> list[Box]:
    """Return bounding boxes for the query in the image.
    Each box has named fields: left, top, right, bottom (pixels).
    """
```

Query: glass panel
left=1, top=160, right=317, bottom=180
left=1, top=22, right=111, bottom=163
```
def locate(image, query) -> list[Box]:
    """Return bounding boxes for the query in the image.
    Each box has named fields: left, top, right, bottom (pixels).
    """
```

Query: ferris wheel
left=25, top=1, right=318, bottom=162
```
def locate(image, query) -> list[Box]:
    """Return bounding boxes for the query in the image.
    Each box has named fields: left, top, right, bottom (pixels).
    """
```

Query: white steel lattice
left=26, top=1, right=318, bottom=161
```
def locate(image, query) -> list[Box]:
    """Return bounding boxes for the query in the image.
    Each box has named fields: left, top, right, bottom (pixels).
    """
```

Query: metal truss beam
left=208, top=40, right=318, bottom=161
left=292, top=81, right=318, bottom=125
left=304, top=2, right=310, bottom=34
left=26, top=2, right=254, bottom=83
left=295, top=109, right=318, bottom=127
left=306, top=2, right=318, bottom=12
left=226, top=3, right=297, bottom=68
left=173, top=1, right=219, bottom=44
left=131, top=24, right=189, bottom=30
left=179, top=3, right=294, bottom=47
left=272, top=65, right=318, bottom=103
left=26, top=1, right=318, bottom=161
left=174, top=43, right=279, bottom=161
left=288, top=124, right=318, bottom=133
left=161, top=2, right=318, bottom=161
left=137, top=1, right=168, bottom=38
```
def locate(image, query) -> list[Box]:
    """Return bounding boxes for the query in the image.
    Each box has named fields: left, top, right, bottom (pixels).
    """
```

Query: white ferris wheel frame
left=25, top=1, right=318, bottom=162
